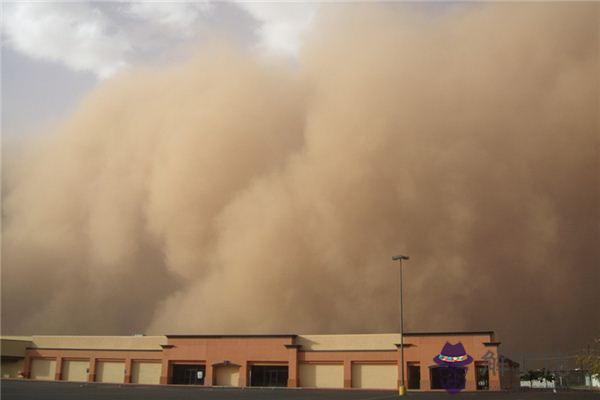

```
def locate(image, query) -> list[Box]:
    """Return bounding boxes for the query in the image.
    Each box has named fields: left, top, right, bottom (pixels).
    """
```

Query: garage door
left=62, top=360, right=89, bottom=382
left=215, top=365, right=240, bottom=386
left=95, top=361, right=125, bottom=383
left=352, top=363, right=397, bottom=389
left=299, top=363, right=343, bottom=388
left=30, top=359, right=56, bottom=380
left=131, top=361, right=161, bottom=384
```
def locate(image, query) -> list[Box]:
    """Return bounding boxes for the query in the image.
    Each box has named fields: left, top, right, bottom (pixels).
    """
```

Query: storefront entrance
left=171, top=364, right=205, bottom=385
left=476, top=364, right=489, bottom=390
left=430, top=366, right=466, bottom=390
left=408, top=363, right=421, bottom=389
left=250, top=365, right=288, bottom=387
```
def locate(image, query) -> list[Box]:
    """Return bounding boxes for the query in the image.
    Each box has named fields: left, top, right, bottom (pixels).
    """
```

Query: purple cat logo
left=433, top=342, right=473, bottom=394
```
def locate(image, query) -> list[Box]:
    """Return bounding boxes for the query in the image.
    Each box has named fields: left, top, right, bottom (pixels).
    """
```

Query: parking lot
left=2, top=380, right=599, bottom=400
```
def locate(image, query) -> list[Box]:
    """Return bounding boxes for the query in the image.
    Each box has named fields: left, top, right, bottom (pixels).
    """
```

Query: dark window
left=430, top=366, right=466, bottom=391
left=430, top=366, right=442, bottom=389
left=250, top=365, right=288, bottom=387
left=408, top=364, right=420, bottom=389
left=476, top=364, right=489, bottom=390
left=171, top=364, right=205, bottom=385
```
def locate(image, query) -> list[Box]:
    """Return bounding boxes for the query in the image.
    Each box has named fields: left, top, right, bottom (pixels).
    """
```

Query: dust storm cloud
left=2, top=3, right=598, bottom=356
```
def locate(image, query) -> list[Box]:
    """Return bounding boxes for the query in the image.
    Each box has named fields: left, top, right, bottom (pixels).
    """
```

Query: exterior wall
left=96, top=361, right=125, bottom=383
left=299, top=363, right=344, bottom=388
left=3, top=332, right=505, bottom=392
left=131, top=361, right=161, bottom=384
left=22, top=347, right=162, bottom=382
left=62, top=360, right=89, bottom=382
left=351, top=363, right=397, bottom=389
left=1, top=338, right=32, bottom=357
left=162, top=336, right=295, bottom=386
left=29, top=336, right=165, bottom=350
left=1, top=358, right=24, bottom=378
left=1, top=337, right=31, bottom=378
left=299, top=350, right=397, bottom=388
left=401, top=332, right=500, bottom=391
left=30, top=358, right=56, bottom=380
left=214, top=365, right=240, bottom=386
left=298, top=332, right=500, bottom=391
left=297, top=334, right=402, bottom=351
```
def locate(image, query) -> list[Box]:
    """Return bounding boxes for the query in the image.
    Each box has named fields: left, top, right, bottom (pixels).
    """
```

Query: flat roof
left=3, top=332, right=495, bottom=341
left=166, top=334, right=297, bottom=339
left=0, top=336, right=33, bottom=341
left=403, top=331, right=494, bottom=336
left=165, top=331, right=494, bottom=338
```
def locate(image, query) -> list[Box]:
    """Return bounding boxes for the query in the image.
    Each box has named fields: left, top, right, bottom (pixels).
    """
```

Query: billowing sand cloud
left=2, top=3, right=598, bottom=357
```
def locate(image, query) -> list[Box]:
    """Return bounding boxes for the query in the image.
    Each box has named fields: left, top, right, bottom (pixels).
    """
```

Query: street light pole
left=393, top=255, right=409, bottom=396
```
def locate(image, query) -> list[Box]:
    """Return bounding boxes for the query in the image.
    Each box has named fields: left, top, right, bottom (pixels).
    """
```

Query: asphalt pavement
left=1, top=380, right=599, bottom=400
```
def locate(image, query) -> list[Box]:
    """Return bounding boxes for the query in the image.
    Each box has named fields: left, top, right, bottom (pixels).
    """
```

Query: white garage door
left=299, top=363, right=343, bottom=388
left=131, top=361, right=161, bottom=384
left=62, top=360, right=89, bottom=382
left=215, top=365, right=240, bottom=386
left=95, top=361, right=125, bottom=383
left=30, top=359, right=56, bottom=381
left=351, top=363, right=397, bottom=389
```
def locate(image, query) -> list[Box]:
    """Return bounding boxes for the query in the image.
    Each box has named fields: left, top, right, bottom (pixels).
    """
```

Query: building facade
left=0, top=331, right=519, bottom=391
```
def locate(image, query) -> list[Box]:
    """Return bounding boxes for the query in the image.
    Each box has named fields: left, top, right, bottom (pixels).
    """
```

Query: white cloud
left=2, top=1, right=317, bottom=79
left=2, top=2, right=214, bottom=79
left=3, top=2, right=130, bottom=79
left=236, top=2, right=317, bottom=58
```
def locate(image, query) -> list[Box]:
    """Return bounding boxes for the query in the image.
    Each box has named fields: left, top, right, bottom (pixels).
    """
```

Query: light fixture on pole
left=393, top=254, right=409, bottom=396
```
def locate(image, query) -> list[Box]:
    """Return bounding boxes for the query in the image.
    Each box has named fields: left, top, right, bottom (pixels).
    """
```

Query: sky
left=2, top=1, right=317, bottom=135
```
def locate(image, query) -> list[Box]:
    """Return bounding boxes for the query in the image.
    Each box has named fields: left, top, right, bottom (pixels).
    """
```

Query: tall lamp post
left=393, top=254, right=409, bottom=396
